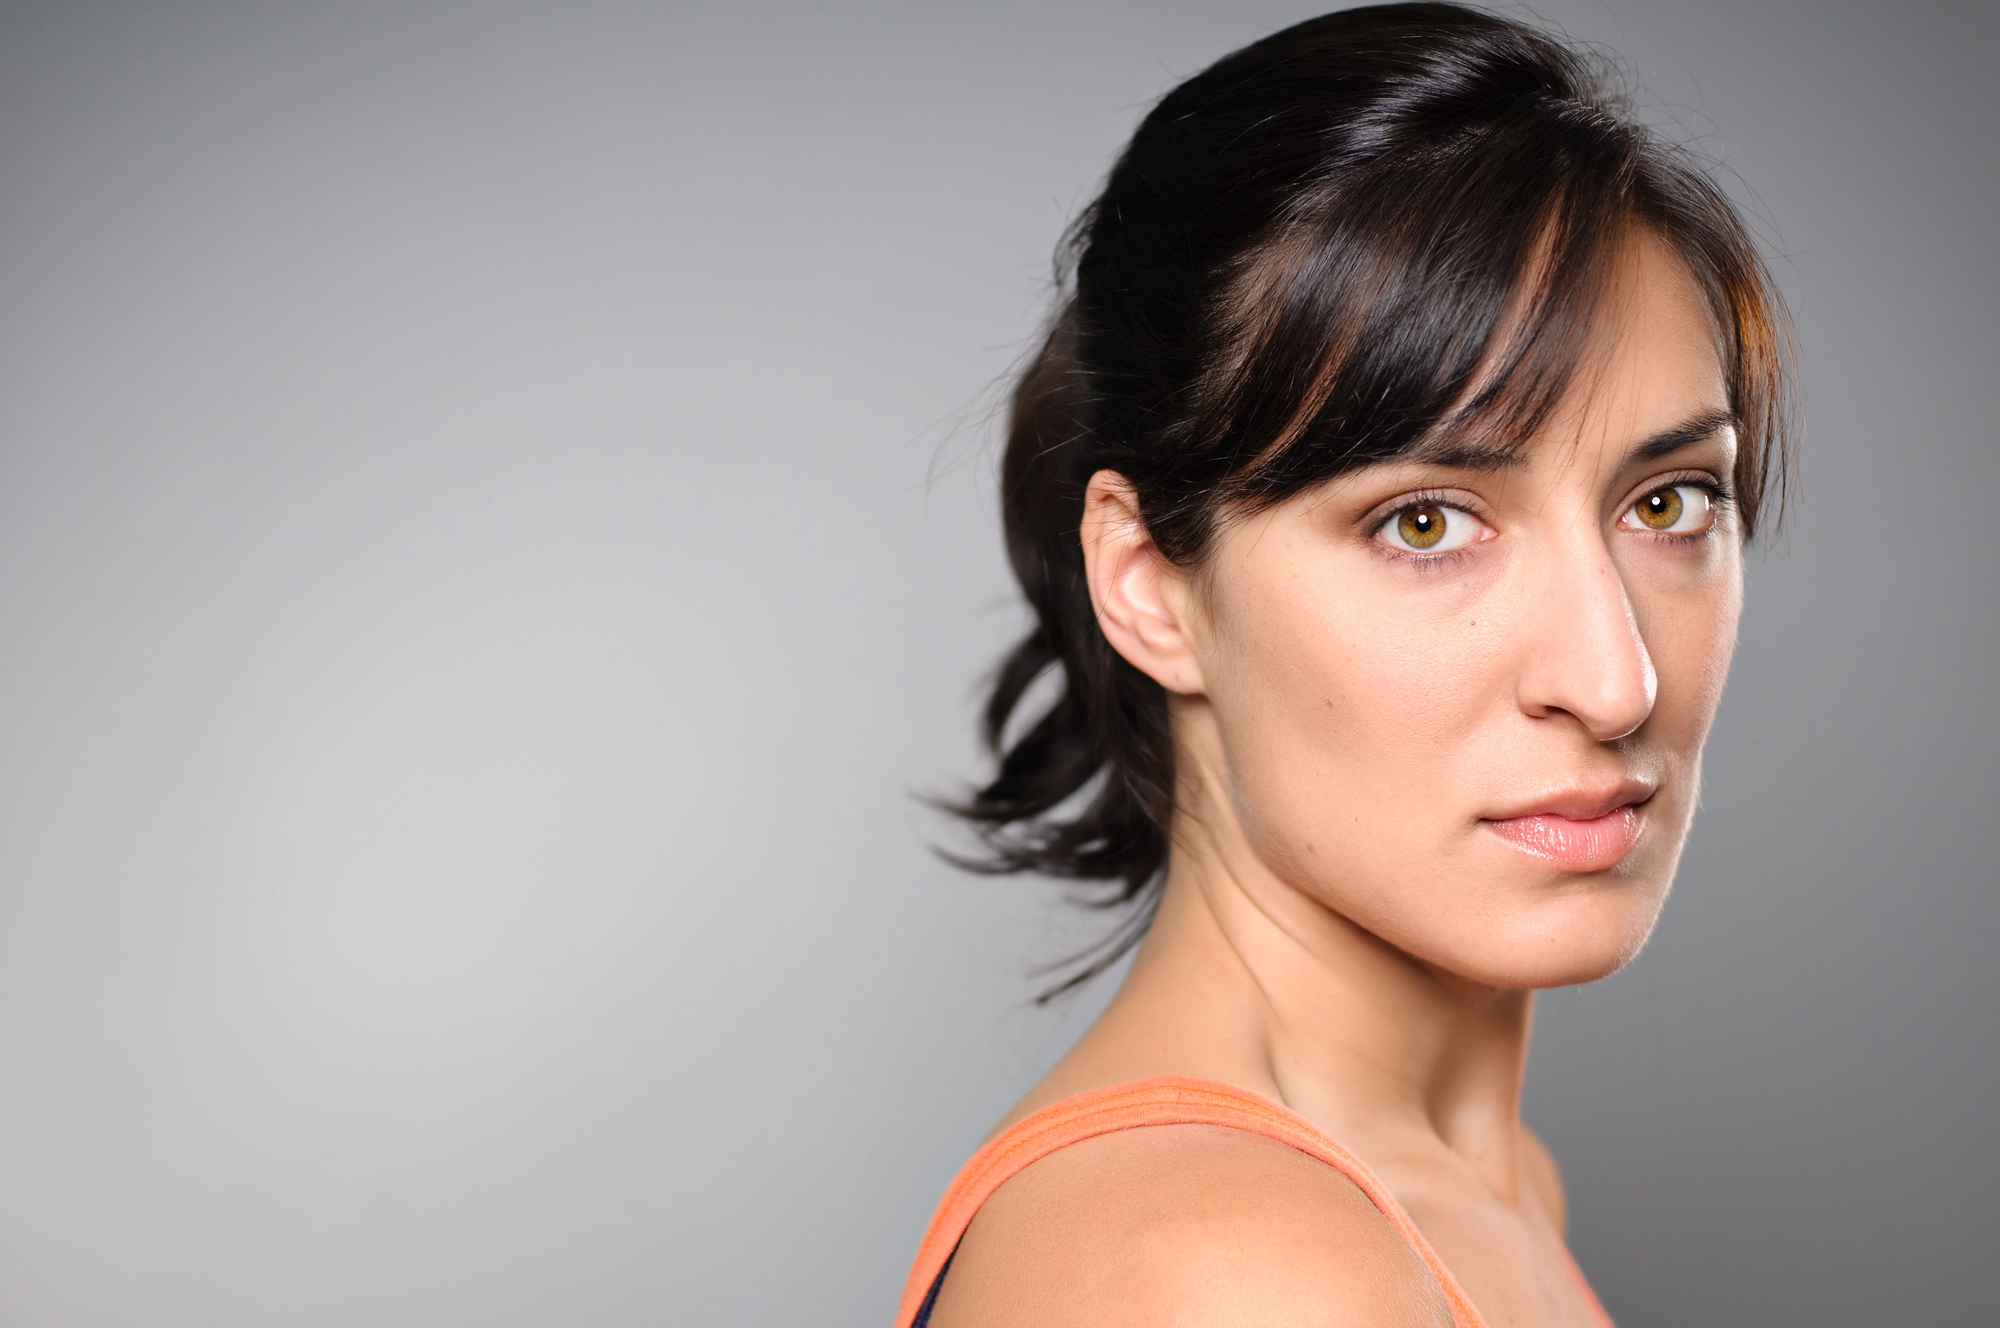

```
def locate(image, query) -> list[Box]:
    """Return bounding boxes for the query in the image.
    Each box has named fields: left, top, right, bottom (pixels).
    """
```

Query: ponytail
left=948, top=304, right=1175, bottom=998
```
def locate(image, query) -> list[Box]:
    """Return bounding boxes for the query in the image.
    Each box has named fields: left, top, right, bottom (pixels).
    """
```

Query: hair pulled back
left=952, top=2, right=1795, bottom=994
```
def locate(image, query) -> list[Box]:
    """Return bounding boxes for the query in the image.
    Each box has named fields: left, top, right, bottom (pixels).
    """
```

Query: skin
left=929, top=229, right=1744, bottom=1328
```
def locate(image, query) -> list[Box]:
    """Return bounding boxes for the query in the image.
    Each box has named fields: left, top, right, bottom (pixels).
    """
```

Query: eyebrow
left=1404, top=407, right=1738, bottom=472
left=1625, top=408, right=1737, bottom=464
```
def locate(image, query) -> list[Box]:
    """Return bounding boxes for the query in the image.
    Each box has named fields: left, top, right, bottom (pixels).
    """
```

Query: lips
left=1484, top=803, right=1644, bottom=872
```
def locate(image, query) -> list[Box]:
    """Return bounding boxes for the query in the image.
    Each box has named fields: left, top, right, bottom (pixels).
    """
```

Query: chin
left=1422, top=873, right=1673, bottom=991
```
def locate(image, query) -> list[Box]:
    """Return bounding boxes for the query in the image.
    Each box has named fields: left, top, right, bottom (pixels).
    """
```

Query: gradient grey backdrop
left=0, top=1, right=1992, bottom=1323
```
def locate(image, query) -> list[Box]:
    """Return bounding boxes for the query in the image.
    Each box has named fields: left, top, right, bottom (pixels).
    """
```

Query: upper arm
left=927, top=1124, right=1453, bottom=1328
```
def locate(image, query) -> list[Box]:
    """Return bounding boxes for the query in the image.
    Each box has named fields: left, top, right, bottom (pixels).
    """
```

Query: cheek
left=1202, top=554, right=1506, bottom=871
left=1638, top=549, right=1744, bottom=749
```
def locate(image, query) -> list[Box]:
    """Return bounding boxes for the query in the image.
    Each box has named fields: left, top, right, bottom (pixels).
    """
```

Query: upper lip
left=1483, top=779, right=1656, bottom=822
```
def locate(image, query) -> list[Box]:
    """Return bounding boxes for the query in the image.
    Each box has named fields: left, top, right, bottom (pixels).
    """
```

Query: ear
left=1079, top=470, right=1208, bottom=695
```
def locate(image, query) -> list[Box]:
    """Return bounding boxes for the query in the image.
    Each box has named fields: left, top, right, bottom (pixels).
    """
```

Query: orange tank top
left=896, top=1076, right=1615, bottom=1328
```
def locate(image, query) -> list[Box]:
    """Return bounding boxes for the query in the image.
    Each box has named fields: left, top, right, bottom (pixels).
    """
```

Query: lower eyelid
left=1378, top=544, right=1479, bottom=572
left=1623, top=514, right=1715, bottom=538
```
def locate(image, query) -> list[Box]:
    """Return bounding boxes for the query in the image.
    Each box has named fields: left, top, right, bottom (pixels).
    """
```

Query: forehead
left=1599, top=229, right=1728, bottom=400
left=1545, top=230, right=1730, bottom=463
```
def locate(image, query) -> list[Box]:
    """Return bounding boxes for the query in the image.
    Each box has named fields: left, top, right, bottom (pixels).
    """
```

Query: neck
left=1060, top=767, right=1538, bottom=1205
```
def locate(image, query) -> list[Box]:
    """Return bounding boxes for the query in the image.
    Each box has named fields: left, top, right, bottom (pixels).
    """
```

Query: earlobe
left=1078, top=470, right=1207, bottom=695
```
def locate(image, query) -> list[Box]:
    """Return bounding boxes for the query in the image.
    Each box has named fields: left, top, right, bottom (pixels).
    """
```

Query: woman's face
left=1171, top=231, right=1742, bottom=988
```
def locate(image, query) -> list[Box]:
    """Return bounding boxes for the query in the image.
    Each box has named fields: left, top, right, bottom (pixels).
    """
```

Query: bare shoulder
left=927, top=1122, right=1453, bottom=1328
left=1518, top=1124, right=1568, bottom=1234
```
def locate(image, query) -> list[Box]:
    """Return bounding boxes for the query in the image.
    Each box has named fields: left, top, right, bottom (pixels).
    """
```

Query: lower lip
left=1484, top=807, right=1641, bottom=872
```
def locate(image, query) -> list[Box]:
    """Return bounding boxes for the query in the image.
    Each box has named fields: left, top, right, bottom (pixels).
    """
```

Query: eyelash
left=1382, top=544, right=1480, bottom=573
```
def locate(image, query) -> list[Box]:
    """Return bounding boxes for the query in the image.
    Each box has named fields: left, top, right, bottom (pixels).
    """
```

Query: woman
left=902, top=5, right=1793, bottom=1326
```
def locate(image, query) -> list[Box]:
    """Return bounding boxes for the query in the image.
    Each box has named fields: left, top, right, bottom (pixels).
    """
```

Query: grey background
left=0, top=0, right=1992, bottom=1323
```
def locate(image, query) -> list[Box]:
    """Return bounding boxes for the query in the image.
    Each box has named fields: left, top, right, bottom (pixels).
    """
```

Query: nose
left=1513, top=533, right=1657, bottom=742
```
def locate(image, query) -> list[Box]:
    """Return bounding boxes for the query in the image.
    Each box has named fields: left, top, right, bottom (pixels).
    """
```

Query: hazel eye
left=1379, top=501, right=1481, bottom=554
left=1623, top=484, right=1714, bottom=535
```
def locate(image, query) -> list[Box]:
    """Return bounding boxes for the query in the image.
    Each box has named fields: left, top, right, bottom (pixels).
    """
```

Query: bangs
left=1172, top=94, right=1791, bottom=540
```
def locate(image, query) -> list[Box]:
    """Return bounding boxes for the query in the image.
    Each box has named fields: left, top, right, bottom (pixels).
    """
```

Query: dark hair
left=950, top=3, right=1796, bottom=995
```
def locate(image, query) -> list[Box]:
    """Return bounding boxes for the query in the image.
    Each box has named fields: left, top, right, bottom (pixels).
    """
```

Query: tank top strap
left=896, top=1075, right=1615, bottom=1328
